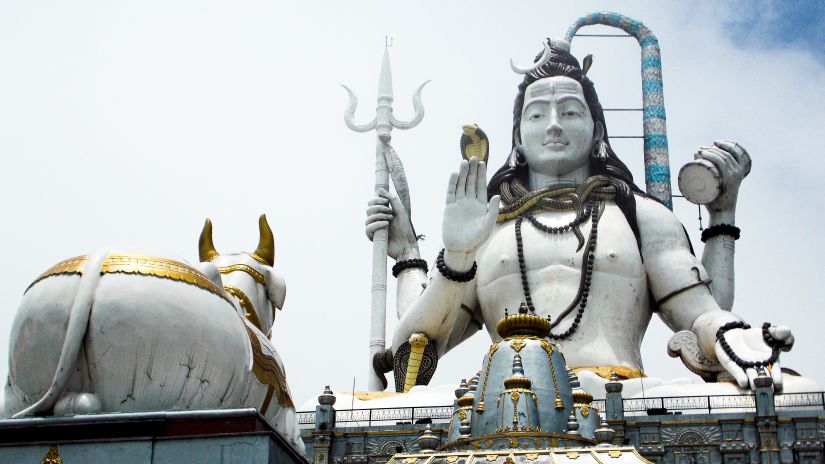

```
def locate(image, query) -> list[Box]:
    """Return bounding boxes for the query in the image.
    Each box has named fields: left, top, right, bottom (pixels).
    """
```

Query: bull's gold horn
left=252, top=214, right=275, bottom=266
left=199, top=218, right=220, bottom=262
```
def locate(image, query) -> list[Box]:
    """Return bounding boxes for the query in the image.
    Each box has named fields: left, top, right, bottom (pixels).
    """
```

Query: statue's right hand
left=442, top=157, right=500, bottom=259
left=365, top=188, right=418, bottom=260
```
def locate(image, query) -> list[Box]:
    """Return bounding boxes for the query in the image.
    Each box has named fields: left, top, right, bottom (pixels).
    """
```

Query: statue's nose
left=545, top=108, right=562, bottom=134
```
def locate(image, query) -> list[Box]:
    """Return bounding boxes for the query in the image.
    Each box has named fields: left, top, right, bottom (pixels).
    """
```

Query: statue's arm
left=388, top=157, right=499, bottom=356
left=695, top=141, right=752, bottom=310
left=637, top=196, right=737, bottom=349
left=637, top=197, right=790, bottom=389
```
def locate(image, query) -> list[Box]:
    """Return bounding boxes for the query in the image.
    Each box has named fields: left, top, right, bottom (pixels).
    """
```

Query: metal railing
left=296, top=392, right=825, bottom=427
left=297, top=406, right=453, bottom=427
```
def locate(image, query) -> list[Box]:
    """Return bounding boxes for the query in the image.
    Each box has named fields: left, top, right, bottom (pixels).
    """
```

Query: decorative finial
left=593, top=417, right=616, bottom=446
left=417, top=424, right=440, bottom=452
left=503, top=352, right=532, bottom=390
left=455, top=379, right=469, bottom=399
left=566, top=410, right=580, bottom=436
left=513, top=353, right=524, bottom=376
left=518, top=301, right=529, bottom=314
left=318, top=385, right=336, bottom=406
left=459, top=417, right=471, bottom=438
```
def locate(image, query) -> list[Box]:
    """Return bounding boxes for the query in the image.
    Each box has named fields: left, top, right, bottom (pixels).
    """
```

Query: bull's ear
left=266, top=269, right=286, bottom=311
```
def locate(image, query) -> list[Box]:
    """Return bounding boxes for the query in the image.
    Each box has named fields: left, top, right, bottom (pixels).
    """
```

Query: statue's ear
left=593, top=120, right=605, bottom=143
left=266, top=269, right=286, bottom=312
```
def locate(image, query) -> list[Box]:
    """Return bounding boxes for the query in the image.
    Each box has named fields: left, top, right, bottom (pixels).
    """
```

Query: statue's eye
left=563, top=111, right=579, bottom=117
left=529, top=113, right=542, bottom=120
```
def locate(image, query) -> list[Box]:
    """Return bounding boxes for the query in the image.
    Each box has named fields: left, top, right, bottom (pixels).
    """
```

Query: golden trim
left=101, top=253, right=231, bottom=304
left=566, top=451, right=580, bottom=460
left=509, top=339, right=526, bottom=353
left=244, top=323, right=293, bottom=408
left=539, top=340, right=563, bottom=410
left=496, top=313, right=550, bottom=338
left=27, top=255, right=87, bottom=292
left=249, top=252, right=270, bottom=266
left=225, top=286, right=264, bottom=331
left=608, top=450, right=622, bottom=458
left=573, top=366, right=646, bottom=380
left=41, top=446, right=62, bottom=464
left=218, top=264, right=266, bottom=285
left=476, top=342, right=500, bottom=413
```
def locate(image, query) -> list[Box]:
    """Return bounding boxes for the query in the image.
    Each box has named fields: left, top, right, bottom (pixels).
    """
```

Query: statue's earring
left=515, top=145, right=527, bottom=166
left=591, top=138, right=609, bottom=162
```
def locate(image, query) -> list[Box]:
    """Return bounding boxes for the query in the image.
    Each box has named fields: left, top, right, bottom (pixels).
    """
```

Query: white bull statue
left=4, top=215, right=303, bottom=451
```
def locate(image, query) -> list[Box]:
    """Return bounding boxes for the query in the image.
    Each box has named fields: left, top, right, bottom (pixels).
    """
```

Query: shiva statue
left=366, top=39, right=816, bottom=397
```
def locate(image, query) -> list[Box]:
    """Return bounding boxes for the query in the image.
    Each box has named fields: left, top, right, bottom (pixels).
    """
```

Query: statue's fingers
left=366, top=221, right=390, bottom=236
left=365, top=220, right=389, bottom=240
left=769, top=326, right=795, bottom=350
left=446, top=172, right=459, bottom=204
left=367, top=204, right=392, bottom=216
left=705, top=146, right=739, bottom=170
left=466, top=157, right=479, bottom=198
left=698, top=149, right=736, bottom=176
left=476, top=161, right=489, bottom=200
left=368, top=197, right=389, bottom=207
left=715, top=140, right=752, bottom=176
left=482, top=195, right=501, bottom=232
left=456, top=159, right=469, bottom=200
left=746, top=367, right=759, bottom=391
left=366, top=213, right=394, bottom=223
left=716, top=344, right=749, bottom=388
left=770, top=360, right=784, bottom=390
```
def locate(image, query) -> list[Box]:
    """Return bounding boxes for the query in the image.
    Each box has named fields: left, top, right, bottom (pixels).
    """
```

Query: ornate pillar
left=753, top=374, right=780, bottom=464
left=312, top=386, right=337, bottom=464
left=604, top=372, right=625, bottom=445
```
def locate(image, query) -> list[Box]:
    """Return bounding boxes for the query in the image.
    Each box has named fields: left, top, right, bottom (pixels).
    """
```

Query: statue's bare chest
left=478, top=205, right=641, bottom=281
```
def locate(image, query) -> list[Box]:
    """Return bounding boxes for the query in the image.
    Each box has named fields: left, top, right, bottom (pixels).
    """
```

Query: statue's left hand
left=696, top=140, right=751, bottom=214
left=715, top=325, right=794, bottom=391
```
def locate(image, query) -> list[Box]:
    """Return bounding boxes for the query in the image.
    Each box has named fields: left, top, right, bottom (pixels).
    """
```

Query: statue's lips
left=542, top=141, right=568, bottom=149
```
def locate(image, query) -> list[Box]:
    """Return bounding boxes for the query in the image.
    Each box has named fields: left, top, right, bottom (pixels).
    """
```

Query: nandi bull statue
left=4, top=215, right=303, bottom=451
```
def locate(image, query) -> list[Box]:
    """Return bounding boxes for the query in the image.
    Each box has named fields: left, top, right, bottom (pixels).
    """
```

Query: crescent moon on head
left=510, top=41, right=552, bottom=75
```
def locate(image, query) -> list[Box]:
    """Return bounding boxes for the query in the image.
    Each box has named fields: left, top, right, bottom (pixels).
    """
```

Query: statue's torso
left=475, top=203, right=651, bottom=369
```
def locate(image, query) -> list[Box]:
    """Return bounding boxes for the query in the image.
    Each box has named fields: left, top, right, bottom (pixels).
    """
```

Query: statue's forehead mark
left=528, top=81, right=580, bottom=98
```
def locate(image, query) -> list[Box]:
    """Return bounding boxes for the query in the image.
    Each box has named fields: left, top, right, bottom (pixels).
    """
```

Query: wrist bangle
left=436, top=248, right=477, bottom=282
left=701, top=224, right=740, bottom=242
left=392, top=258, right=428, bottom=278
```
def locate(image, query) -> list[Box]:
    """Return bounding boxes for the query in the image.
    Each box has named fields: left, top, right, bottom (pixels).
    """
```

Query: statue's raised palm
left=442, top=157, right=500, bottom=256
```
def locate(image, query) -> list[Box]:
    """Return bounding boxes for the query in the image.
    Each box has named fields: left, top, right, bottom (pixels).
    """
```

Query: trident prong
left=391, top=80, right=430, bottom=130
left=342, top=85, right=377, bottom=133
left=343, top=46, right=427, bottom=143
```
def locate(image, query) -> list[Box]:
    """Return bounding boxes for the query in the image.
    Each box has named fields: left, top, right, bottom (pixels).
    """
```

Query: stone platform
left=0, top=408, right=308, bottom=464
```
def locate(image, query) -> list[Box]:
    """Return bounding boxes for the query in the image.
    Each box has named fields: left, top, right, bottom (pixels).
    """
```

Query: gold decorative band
left=573, top=366, right=646, bottom=380
left=28, top=253, right=231, bottom=304
left=218, top=264, right=266, bottom=285
left=27, top=255, right=88, bottom=292
left=100, top=253, right=230, bottom=303
left=224, top=285, right=264, bottom=331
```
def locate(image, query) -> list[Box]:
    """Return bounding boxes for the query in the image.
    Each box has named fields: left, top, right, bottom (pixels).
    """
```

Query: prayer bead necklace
left=514, top=201, right=601, bottom=340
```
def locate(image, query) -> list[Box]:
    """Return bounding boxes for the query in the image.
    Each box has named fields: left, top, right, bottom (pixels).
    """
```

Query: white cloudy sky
left=1, top=1, right=823, bottom=409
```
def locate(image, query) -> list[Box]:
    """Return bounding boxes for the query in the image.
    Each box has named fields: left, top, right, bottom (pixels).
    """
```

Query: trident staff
left=343, top=44, right=428, bottom=391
